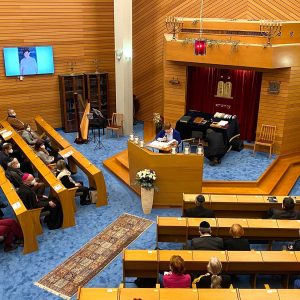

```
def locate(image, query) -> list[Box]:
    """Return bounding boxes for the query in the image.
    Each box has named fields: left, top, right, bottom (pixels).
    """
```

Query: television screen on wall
left=3, top=46, right=54, bottom=76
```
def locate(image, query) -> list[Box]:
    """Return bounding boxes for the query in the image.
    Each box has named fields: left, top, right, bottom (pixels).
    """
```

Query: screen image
left=3, top=46, right=54, bottom=76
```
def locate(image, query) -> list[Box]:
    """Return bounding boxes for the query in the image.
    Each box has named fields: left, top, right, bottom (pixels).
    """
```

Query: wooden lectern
left=128, top=141, right=203, bottom=207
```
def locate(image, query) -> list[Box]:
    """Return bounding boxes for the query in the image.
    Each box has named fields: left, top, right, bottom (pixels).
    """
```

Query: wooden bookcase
left=59, top=73, right=109, bottom=132
left=59, top=74, right=86, bottom=132
left=85, top=72, right=109, bottom=119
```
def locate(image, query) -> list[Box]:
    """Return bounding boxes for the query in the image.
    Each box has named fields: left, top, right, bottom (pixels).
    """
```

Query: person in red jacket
left=163, top=255, right=191, bottom=288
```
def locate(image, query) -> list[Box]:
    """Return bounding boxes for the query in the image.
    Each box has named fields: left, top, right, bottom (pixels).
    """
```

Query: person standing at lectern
left=156, top=122, right=181, bottom=145
left=204, top=129, right=226, bottom=166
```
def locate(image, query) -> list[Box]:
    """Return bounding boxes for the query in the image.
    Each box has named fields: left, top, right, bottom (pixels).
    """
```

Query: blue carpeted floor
left=0, top=122, right=299, bottom=299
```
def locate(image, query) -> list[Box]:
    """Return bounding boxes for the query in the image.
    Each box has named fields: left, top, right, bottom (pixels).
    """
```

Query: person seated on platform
left=183, top=194, right=215, bottom=218
left=265, top=197, right=300, bottom=220
left=17, top=173, right=63, bottom=230
left=56, top=159, right=91, bottom=206
left=193, top=257, right=231, bottom=288
left=190, top=221, right=224, bottom=250
left=224, top=224, right=250, bottom=251
left=5, top=158, right=45, bottom=198
left=156, top=122, right=181, bottom=145
left=162, top=255, right=191, bottom=288
left=0, top=218, right=23, bottom=252
left=204, top=128, right=226, bottom=166
left=6, top=109, right=26, bottom=131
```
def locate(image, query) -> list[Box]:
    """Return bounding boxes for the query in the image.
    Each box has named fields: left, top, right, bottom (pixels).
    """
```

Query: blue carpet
left=0, top=122, right=298, bottom=299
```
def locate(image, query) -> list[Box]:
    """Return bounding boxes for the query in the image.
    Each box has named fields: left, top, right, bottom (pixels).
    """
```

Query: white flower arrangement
left=136, top=169, right=157, bottom=190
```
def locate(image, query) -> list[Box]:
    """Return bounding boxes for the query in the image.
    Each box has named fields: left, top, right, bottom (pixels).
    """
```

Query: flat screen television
left=3, top=46, right=54, bottom=76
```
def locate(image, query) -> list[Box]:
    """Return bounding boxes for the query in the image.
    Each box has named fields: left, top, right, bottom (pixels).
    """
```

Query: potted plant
left=136, top=169, right=157, bottom=214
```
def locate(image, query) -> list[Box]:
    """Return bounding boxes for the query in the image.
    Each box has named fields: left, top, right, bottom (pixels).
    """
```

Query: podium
left=128, top=142, right=203, bottom=207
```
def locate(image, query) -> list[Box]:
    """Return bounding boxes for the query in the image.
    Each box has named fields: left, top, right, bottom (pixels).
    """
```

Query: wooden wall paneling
left=280, top=66, right=300, bottom=154
left=0, top=1, right=115, bottom=129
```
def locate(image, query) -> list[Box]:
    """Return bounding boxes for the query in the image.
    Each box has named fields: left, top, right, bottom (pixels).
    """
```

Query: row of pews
left=77, top=286, right=300, bottom=300
left=0, top=117, right=107, bottom=253
left=157, top=216, right=300, bottom=246
left=182, top=193, right=300, bottom=218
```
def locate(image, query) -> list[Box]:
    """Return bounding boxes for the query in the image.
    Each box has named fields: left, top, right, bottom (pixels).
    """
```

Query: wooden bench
left=0, top=120, right=77, bottom=228
left=35, top=115, right=107, bottom=207
left=77, top=287, right=300, bottom=300
left=156, top=216, right=300, bottom=247
left=123, top=249, right=300, bottom=287
left=0, top=167, right=40, bottom=254
left=183, top=193, right=300, bottom=218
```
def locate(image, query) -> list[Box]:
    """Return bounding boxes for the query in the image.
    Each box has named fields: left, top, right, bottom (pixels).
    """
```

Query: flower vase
left=140, top=187, right=154, bottom=214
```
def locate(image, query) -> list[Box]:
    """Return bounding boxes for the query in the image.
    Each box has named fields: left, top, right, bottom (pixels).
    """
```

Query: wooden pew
left=122, top=249, right=300, bottom=287
left=77, top=287, right=300, bottom=300
left=0, top=120, right=77, bottom=228
left=0, top=168, right=39, bottom=254
left=183, top=193, right=300, bottom=218
left=157, top=216, right=300, bottom=247
left=35, top=115, right=107, bottom=207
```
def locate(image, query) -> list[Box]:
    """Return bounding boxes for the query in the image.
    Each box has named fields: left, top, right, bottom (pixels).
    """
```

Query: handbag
left=89, top=189, right=98, bottom=204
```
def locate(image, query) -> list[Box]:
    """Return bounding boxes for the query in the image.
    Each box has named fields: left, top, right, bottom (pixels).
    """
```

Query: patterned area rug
left=35, top=213, right=152, bottom=299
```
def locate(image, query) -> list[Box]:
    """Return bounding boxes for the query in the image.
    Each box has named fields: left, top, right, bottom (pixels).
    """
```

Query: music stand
left=88, top=110, right=106, bottom=149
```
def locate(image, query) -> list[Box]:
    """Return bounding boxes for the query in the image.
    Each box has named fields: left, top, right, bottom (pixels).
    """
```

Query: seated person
left=56, top=160, right=91, bottom=206
left=204, top=128, right=226, bottom=166
left=224, top=224, right=250, bottom=251
left=5, top=158, right=45, bottom=198
left=193, top=257, right=231, bottom=288
left=21, top=123, right=40, bottom=146
left=183, top=194, right=215, bottom=218
left=163, top=255, right=191, bottom=288
left=190, top=221, right=224, bottom=250
left=265, top=197, right=300, bottom=220
left=0, top=218, right=23, bottom=252
left=17, top=173, right=63, bottom=230
left=156, top=122, right=181, bottom=145
left=6, top=109, right=25, bottom=131
left=34, top=140, right=56, bottom=166
left=0, top=142, right=34, bottom=174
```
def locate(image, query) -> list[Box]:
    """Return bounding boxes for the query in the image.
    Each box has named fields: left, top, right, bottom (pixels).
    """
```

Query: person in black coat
left=190, top=221, right=224, bottom=250
left=265, top=197, right=300, bottom=220
left=56, top=160, right=91, bottom=205
left=224, top=224, right=250, bottom=251
left=17, top=173, right=63, bottom=230
left=183, top=195, right=215, bottom=218
left=193, top=257, right=231, bottom=288
left=204, top=129, right=227, bottom=166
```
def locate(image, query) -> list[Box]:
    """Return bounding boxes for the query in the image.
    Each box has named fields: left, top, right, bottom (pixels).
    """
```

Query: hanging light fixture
left=194, top=0, right=207, bottom=56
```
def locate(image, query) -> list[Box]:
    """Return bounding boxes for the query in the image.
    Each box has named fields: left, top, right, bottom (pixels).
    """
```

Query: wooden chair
left=106, top=113, right=124, bottom=138
left=253, top=124, right=276, bottom=158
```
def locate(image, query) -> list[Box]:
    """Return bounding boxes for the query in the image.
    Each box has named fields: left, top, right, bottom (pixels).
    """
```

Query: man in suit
left=204, top=128, right=226, bottom=166
left=17, top=173, right=63, bottom=230
left=183, top=195, right=215, bottom=218
left=190, top=221, right=224, bottom=250
left=265, top=197, right=300, bottom=220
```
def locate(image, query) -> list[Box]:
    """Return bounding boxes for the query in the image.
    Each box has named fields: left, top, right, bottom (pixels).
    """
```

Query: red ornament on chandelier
left=194, top=39, right=207, bottom=56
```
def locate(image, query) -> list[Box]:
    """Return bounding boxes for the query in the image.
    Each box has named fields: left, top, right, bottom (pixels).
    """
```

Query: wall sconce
left=115, top=49, right=123, bottom=61
left=169, top=77, right=180, bottom=85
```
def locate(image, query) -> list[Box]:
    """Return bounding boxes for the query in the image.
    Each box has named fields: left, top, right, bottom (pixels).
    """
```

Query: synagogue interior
left=0, top=1, right=300, bottom=300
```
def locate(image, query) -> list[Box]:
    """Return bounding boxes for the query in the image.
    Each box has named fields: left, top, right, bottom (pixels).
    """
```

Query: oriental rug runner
left=35, top=213, right=152, bottom=299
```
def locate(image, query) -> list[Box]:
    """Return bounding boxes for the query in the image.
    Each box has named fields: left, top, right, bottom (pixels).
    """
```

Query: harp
left=74, top=92, right=90, bottom=144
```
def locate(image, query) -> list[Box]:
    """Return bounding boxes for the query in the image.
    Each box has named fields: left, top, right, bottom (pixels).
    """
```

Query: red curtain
left=186, top=67, right=262, bottom=141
